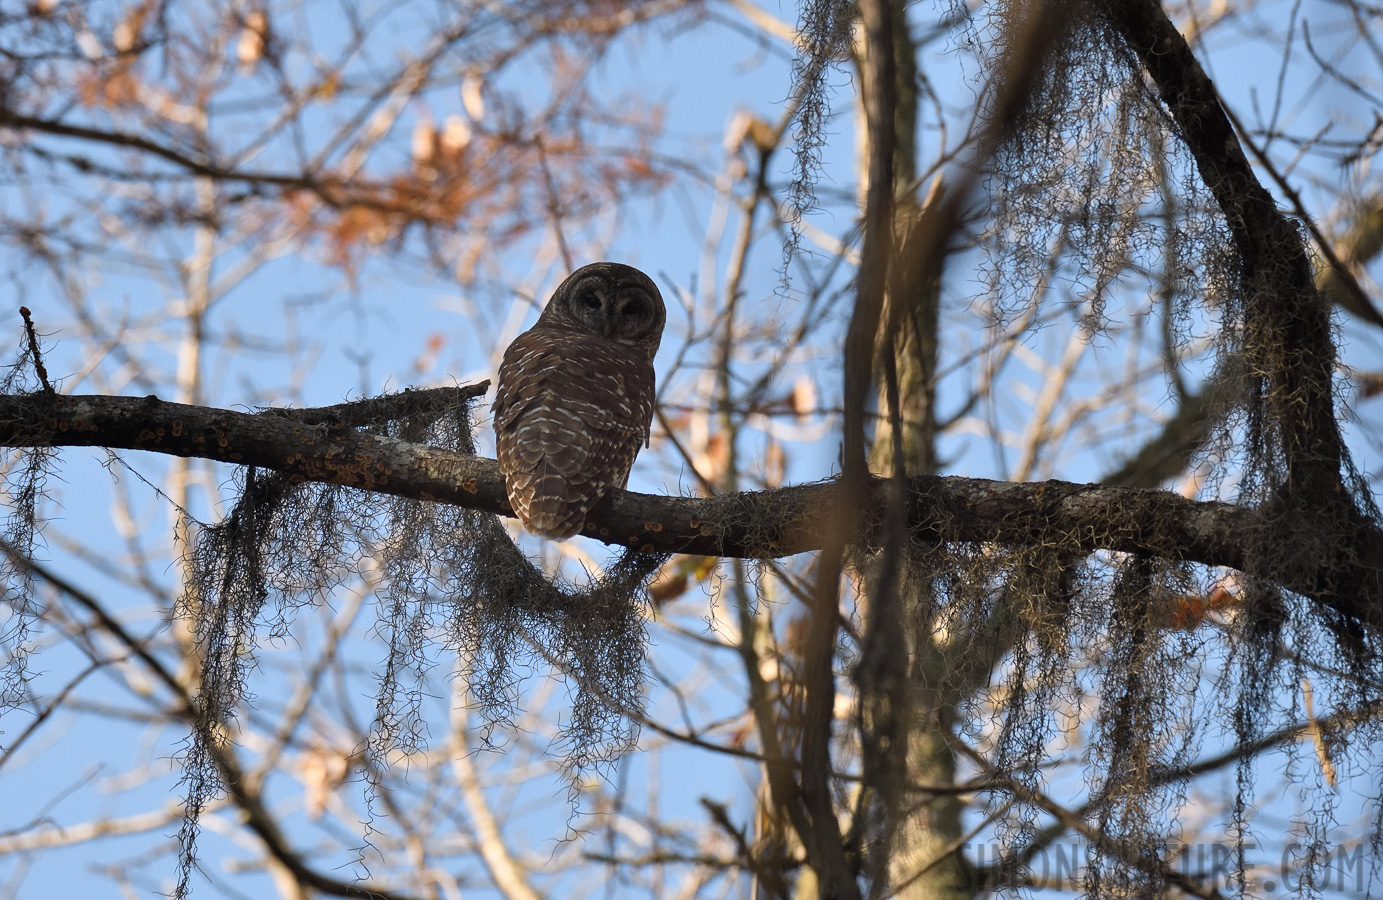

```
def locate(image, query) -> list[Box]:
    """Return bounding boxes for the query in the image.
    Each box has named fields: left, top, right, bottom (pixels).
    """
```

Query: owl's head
left=539, top=262, right=666, bottom=359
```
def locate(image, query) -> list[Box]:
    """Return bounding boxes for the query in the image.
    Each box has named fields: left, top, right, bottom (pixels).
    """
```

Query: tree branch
left=1110, top=0, right=1345, bottom=498
left=2, top=389, right=1379, bottom=630
left=0, top=108, right=334, bottom=192
left=0, top=108, right=468, bottom=218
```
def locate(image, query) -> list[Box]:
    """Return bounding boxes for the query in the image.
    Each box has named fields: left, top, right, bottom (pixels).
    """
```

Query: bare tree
left=1, top=1, right=1381, bottom=899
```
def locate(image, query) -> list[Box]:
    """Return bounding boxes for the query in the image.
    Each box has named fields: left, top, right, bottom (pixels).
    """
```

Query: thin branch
left=17, top=307, right=53, bottom=395
left=0, top=544, right=423, bottom=900
left=1219, top=103, right=1383, bottom=329
left=449, top=721, right=544, bottom=900
left=953, top=741, right=1227, bottom=900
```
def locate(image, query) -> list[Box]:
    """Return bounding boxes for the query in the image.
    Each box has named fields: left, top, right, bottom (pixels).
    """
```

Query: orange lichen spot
left=461, top=478, right=478, bottom=494
left=688, top=519, right=701, bottom=529
left=155, top=428, right=164, bottom=437
left=171, top=420, right=183, bottom=436
left=137, top=429, right=155, bottom=442
left=644, top=522, right=663, bottom=533
left=599, top=528, right=610, bottom=536
left=58, top=420, right=69, bottom=431
left=217, top=435, right=230, bottom=447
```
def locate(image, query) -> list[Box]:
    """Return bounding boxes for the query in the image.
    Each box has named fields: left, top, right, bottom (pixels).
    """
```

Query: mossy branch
left=1, top=388, right=1379, bottom=629
left=1110, top=0, right=1345, bottom=499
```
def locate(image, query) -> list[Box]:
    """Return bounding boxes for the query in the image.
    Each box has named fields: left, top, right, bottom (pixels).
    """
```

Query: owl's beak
left=602, top=317, right=615, bottom=339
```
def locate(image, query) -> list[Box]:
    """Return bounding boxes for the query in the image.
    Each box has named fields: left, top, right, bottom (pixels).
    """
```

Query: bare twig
left=17, top=307, right=53, bottom=395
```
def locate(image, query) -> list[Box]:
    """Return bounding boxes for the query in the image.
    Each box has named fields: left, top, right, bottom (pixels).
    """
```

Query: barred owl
left=493, top=262, right=665, bottom=540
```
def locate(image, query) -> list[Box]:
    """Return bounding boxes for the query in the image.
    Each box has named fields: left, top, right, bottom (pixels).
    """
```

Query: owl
left=493, top=262, right=665, bottom=540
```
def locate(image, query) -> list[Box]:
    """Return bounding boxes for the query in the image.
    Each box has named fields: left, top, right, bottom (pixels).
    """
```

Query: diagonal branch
left=1110, top=0, right=1345, bottom=498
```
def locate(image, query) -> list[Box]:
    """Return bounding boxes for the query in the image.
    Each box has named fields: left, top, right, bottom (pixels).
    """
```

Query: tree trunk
left=859, top=3, right=973, bottom=898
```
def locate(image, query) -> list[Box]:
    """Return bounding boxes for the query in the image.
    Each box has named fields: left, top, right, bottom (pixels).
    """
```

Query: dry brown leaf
left=791, top=374, right=817, bottom=421
left=237, top=10, right=269, bottom=71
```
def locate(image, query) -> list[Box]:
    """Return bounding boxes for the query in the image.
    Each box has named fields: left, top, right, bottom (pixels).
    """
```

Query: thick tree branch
left=1110, top=0, right=1345, bottom=497
left=2, top=389, right=1380, bottom=630
left=801, top=0, right=898, bottom=890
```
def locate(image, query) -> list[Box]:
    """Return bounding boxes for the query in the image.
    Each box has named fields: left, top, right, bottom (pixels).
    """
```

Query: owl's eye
left=622, top=300, right=644, bottom=317
left=580, top=292, right=601, bottom=310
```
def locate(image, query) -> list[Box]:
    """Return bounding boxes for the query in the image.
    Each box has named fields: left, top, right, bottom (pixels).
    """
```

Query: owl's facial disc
left=538, top=262, right=664, bottom=354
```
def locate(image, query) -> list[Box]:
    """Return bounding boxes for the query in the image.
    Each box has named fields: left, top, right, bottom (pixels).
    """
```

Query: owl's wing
left=493, top=329, right=655, bottom=538
left=495, top=333, right=607, bottom=476
left=492, top=330, right=551, bottom=437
